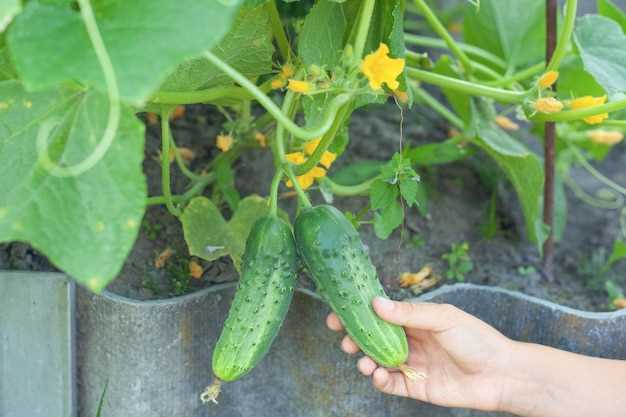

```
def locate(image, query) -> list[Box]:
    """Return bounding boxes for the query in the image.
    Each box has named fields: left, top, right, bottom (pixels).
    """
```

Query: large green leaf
left=464, top=0, right=544, bottom=69
left=0, top=0, right=20, bottom=31
left=7, top=0, right=244, bottom=105
left=298, top=0, right=349, bottom=68
left=557, top=55, right=606, bottom=99
left=160, top=4, right=273, bottom=92
left=598, top=0, right=626, bottom=33
left=574, top=15, right=626, bottom=98
left=0, top=81, right=146, bottom=292
left=473, top=137, right=544, bottom=247
left=470, top=99, right=528, bottom=157
left=181, top=195, right=272, bottom=271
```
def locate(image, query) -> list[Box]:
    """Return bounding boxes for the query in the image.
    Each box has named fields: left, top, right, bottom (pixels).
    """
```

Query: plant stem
left=404, top=34, right=507, bottom=70
left=203, top=50, right=351, bottom=140
left=160, top=106, right=182, bottom=217
left=354, top=0, right=376, bottom=59
left=406, top=68, right=527, bottom=103
left=146, top=173, right=215, bottom=207
left=542, top=0, right=558, bottom=276
left=569, top=144, right=626, bottom=196
left=412, top=0, right=473, bottom=75
left=150, top=86, right=252, bottom=105
left=284, top=164, right=312, bottom=208
left=485, top=62, right=545, bottom=87
left=269, top=170, right=283, bottom=216
left=321, top=176, right=380, bottom=196
left=267, top=0, right=291, bottom=62
left=532, top=98, right=626, bottom=122
left=411, top=84, right=464, bottom=129
left=168, top=134, right=204, bottom=181
left=546, top=0, right=578, bottom=72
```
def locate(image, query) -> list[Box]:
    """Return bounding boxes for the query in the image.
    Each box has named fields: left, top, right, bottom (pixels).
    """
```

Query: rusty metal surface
left=76, top=281, right=626, bottom=417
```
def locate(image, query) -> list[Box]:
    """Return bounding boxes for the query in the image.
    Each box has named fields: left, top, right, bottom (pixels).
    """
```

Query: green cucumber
left=211, top=215, right=297, bottom=383
left=295, top=205, right=409, bottom=368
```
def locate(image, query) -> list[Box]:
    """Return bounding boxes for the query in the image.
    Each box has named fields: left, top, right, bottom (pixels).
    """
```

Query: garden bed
left=3, top=101, right=625, bottom=311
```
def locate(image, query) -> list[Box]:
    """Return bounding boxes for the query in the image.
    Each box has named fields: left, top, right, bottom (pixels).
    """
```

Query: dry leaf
left=613, top=298, right=626, bottom=309
left=171, top=105, right=186, bottom=120
left=154, top=247, right=173, bottom=269
left=189, top=260, right=204, bottom=279
left=399, top=265, right=433, bottom=287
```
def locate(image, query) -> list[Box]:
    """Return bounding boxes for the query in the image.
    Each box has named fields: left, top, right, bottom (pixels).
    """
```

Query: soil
left=2, top=97, right=625, bottom=311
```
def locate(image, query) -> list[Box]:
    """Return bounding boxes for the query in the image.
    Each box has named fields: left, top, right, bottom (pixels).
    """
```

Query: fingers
left=372, top=297, right=463, bottom=332
left=357, top=356, right=377, bottom=376
left=372, top=368, right=409, bottom=397
left=341, top=335, right=360, bottom=354
left=326, top=313, right=343, bottom=332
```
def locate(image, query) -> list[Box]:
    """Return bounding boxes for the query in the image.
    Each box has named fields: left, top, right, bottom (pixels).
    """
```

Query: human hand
left=326, top=297, right=514, bottom=412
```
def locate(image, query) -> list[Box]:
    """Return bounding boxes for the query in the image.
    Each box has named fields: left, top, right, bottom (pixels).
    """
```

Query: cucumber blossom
left=294, top=205, right=409, bottom=368
left=211, top=215, right=297, bottom=382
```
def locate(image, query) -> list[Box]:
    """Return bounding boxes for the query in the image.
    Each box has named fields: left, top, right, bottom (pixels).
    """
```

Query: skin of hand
left=327, top=297, right=626, bottom=417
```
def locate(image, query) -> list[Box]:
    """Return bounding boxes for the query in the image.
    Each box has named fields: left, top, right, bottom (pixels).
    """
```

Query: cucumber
left=294, top=205, right=408, bottom=368
left=211, top=215, right=297, bottom=382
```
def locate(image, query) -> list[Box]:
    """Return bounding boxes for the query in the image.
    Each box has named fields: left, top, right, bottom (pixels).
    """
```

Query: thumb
left=372, top=297, right=461, bottom=332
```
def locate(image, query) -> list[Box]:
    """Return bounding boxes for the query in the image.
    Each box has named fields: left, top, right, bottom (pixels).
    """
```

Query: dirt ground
left=3, top=98, right=625, bottom=311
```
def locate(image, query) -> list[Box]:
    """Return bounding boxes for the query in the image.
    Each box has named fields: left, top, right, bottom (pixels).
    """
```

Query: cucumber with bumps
left=211, top=215, right=297, bottom=382
left=294, top=205, right=409, bottom=368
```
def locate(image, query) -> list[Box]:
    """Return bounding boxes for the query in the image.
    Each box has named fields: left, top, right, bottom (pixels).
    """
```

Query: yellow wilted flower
left=361, top=43, right=406, bottom=91
left=495, top=115, right=520, bottom=131
left=534, top=97, right=564, bottom=114
left=271, top=77, right=286, bottom=90
left=189, top=260, right=204, bottom=279
left=613, top=298, right=626, bottom=309
left=216, top=134, right=233, bottom=152
left=177, top=147, right=195, bottom=162
left=399, top=265, right=433, bottom=287
left=587, top=130, right=624, bottom=145
left=154, top=247, right=173, bottom=269
left=287, top=79, right=313, bottom=94
left=286, top=166, right=327, bottom=190
left=303, top=138, right=337, bottom=169
left=280, top=63, right=295, bottom=79
left=393, top=89, right=410, bottom=105
left=538, top=71, right=559, bottom=89
left=570, top=95, right=608, bottom=125
left=254, top=131, right=267, bottom=148
left=285, top=152, right=306, bottom=164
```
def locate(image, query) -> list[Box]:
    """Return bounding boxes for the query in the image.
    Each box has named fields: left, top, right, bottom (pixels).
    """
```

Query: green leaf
left=473, top=137, right=544, bottom=246
left=214, top=157, right=240, bottom=212
left=464, top=0, right=545, bottom=69
left=0, top=0, right=20, bottom=31
left=373, top=199, right=403, bottom=240
left=432, top=56, right=470, bottom=122
left=369, top=179, right=398, bottom=210
left=181, top=195, right=271, bottom=271
left=298, top=0, right=348, bottom=67
left=414, top=181, right=428, bottom=216
left=557, top=55, right=606, bottom=99
left=330, top=160, right=383, bottom=186
left=407, top=138, right=472, bottom=166
left=0, top=44, right=16, bottom=80
left=607, top=239, right=626, bottom=267
left=160, top=4, right=273, bottom=92
left=399, top=178, right=418, bottom=208
left=598, top=0, right=626, bottom=33
left=574, top=15, right=626, bottom=99
left=8, top=0, right=244, bottom=105
left=0, top=81, right=147, bottom=292
left=470, top=99, right=528, bottom=157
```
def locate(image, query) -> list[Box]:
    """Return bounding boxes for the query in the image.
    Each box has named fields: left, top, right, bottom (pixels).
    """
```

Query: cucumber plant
left=2, top=0, right=626, bottom=402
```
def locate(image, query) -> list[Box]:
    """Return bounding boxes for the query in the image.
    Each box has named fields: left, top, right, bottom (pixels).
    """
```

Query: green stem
left=404, top=34, right=507, bottom=70
left=568, top=142, right=626, bottom=196
left=354, top=0, right=376, bottom=59
left=203, top=50, right=351, bottom=140
left=603, top=120, right=626, bottom=129
left=546, top=0, right=578, bottom=71
left=411, top=84, right=464, bottom=129
left=146, top=172, right=215, bottom=207
left=269, top=170, right=283, bottom=216
left=168, top=134, right=204, bottom=181
left=284, top=164, right=312, bottom=208
left=532, top=98, right=626, bottom=122
left=406, top=50, right=502, bottom=81
left=412, top=0, right=473, bottom=75
left=150, top=86, right=252, bottom=105
left=267, top=0, right=291, bottom=62
left=321, top=175, right=380, bottom=196
left=406, top=67, right=527, bottom=103
left=160, top=106, right=182, bottom=217
left=485, top=62, right=545, bottom=87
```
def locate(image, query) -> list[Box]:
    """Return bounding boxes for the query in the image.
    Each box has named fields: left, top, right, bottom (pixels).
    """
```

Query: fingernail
left=374, top=297, right=393, bottom=310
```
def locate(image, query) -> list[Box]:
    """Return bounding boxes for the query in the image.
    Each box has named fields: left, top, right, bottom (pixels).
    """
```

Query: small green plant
left=166, top=257, right=192, bottom=296
left=142, top=221, right=163, bottom=241
left=442, top=241, right=473, bottom=282
left=578, top=239, right=626, bottom=308
left=517, top=265, right=537, bottom=276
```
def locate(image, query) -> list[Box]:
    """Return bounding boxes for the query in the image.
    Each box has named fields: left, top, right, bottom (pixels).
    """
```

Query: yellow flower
left=271, top=77, right=286, bottom=90
left=587, top=130, right=624, bottom=145
left=303, top=138, right=336, bottom=168
left=287, top=79, right=313, bottom=94
left=304, top=138, right=321, bottom=155
left=361, top=43, right=405, bottom=91
left=280, top=63, right=295, bottom=79
left=570, top=95, right=609, bottom=125
left=285, top=152, right=306, bottom=164
left=254, top=131, right=267, bottom=148
left=216, top=134, right=233, bottom=152
left=286, top=166, right=327, bottom=190
left=538, top=71, right=559, bottom=89
left=534, top=97, right=564, bottom=114
left=495, top=115, right=520, bottom=131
